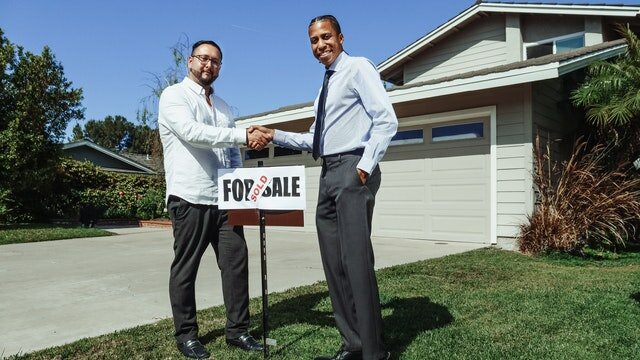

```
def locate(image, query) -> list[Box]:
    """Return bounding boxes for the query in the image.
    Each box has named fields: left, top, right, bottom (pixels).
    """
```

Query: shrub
left=519, top=137, right=640, bottom=254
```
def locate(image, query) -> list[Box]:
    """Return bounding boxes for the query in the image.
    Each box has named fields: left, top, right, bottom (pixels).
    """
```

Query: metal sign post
left=258, top=161, right=270, bottom=359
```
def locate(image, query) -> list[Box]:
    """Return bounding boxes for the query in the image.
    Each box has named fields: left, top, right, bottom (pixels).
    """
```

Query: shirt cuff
left=233, top=128, right=246, bottom=145
left=273, top=129, right=287, bottom=144
left=357, top=156, right=376, bottom=175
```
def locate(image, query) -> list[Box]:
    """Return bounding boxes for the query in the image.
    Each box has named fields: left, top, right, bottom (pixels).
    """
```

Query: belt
left=321, top=148, right=364, bottom=159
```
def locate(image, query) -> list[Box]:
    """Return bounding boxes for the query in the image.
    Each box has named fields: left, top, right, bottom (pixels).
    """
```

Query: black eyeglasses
left=192, top=55, right=222, bottom=67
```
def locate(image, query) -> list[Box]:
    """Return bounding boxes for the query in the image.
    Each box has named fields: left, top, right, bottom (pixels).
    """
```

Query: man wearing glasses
left=159, top=40, right=270, bottom=359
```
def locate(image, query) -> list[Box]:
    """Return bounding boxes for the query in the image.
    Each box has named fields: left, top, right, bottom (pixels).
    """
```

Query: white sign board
left=218, top=166, right=306, bottom=210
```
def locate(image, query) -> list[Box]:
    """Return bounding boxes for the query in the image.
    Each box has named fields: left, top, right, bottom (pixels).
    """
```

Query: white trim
left=398, top=106, right=497, bottom=245
left=388, top=62, right=560, bottom=104
left=236, top=105, right=314, bottom=128
left=378, top=2, right=640, bottom=75
left=559, top=43, right=627, bottom=75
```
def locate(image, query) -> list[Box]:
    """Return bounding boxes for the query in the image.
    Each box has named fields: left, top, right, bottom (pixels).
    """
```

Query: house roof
left=236, top=38, right=627, bottom=126
left=378, top=1, right=640, bottom=84
left=63, top=139, right=156, bottom=174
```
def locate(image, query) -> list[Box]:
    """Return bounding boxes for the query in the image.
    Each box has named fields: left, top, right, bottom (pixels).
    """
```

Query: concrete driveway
left=0, top=226, right=484, bottom=357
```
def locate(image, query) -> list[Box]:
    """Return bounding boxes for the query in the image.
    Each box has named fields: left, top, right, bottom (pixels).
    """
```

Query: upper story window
left=525, top=32, right=585, bottom=59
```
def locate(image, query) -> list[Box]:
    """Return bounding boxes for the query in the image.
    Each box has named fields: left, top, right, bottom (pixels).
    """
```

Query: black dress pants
left=167, top=196, right=250, bottom=343
left=316, top=154, right=386, bottom=360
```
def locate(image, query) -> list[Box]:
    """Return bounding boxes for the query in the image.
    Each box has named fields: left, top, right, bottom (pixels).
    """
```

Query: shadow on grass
left=201, top=288, right=453, bottom=358
left=631, top=292, right=640, bottom=304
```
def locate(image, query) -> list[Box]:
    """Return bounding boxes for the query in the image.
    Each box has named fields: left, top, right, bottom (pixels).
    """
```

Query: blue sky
left=2, top=0, right=638, bottom=138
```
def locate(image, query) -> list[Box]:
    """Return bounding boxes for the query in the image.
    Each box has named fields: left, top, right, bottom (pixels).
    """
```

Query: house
left=63, top=139, right=157, bottom=175
left=236, top=1, right=640, bottom=247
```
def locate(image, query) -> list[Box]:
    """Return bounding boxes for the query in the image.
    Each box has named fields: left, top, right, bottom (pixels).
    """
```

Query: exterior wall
left=531, top=78, right=577, bottom=162
left=404, top=14, right=507, bottom=85
left=521, top=14, right=584, bottom=43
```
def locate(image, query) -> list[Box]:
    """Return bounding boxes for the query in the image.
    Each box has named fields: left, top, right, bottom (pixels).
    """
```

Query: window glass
left=274, top=146, right=302, bottom=157
left=556, top=35, right=584, bottom=53
left=244, top=148, right=269, bottom=160
left=526, top=42, right=553, bottom=59
left=432, top=122, right=483, bottom=142
left=389, top=129, right=424, bottom=146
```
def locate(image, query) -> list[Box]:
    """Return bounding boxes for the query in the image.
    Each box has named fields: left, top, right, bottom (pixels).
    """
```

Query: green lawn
left=0, top=224, right=113, bottom=245
left=8, top=248, right=640, bottom=359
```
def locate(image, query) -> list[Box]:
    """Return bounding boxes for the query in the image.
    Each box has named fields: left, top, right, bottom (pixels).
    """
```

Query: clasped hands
left=245, top=125, right=275, bottom=151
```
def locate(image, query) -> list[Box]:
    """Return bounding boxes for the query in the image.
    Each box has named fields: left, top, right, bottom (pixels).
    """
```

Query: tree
left=572, top=24, right=640, bottom=128
left=136, top=35, right=191, bottom=172
left=571, top=24, right=640, bottom=167
left=71, top=122, right=84, bottom=141
left=83, top=115, right=135, bottom=150
left=0, top=28, right=84, bottom=222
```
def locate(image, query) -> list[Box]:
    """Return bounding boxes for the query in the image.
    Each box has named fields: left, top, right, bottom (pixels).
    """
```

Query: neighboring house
left=63, top=139, right=157, bottom=175
left=237, top=1, right=640, bottom=247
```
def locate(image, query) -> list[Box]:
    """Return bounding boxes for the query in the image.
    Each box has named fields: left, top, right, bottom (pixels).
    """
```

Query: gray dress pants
left=167, top=196, right=250, bottom=343
left=316, top=153, right=385, bottom=360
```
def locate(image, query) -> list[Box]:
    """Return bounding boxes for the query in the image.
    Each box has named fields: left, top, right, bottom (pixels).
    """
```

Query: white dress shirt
left=159, top=77, right=245, bottom=205
left=273, top=51, right=398, bottom=174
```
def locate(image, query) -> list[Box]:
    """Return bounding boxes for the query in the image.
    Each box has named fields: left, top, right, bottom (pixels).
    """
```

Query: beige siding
left=532, top=78, right=577, bottom=161
left=522, top=14, right=584, bottom=43
left=404, top=15, right=507, bottom=85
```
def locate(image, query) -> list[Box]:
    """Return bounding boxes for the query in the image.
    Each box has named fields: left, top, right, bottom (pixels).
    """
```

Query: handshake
left=245, top=125, right=275, bottom=151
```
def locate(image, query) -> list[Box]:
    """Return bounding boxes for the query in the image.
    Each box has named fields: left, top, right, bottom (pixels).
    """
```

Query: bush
left=50, top=158, right=166, bottom=221
left=519, top=137, right=640, bottom=254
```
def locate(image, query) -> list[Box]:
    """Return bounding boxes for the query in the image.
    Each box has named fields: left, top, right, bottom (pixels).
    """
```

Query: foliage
left=8, top=248, right=640, bottom=359
left=46, top=158, right=166, bottom=221
left=519, top=136, right=640, bottom=254
left=571, top=24, right=640, bottom=128
left=571, top=24, right=640, bottom=167
left=0, top=28, right=84, bottom=222
left=0, top=224, right=112, bottom=246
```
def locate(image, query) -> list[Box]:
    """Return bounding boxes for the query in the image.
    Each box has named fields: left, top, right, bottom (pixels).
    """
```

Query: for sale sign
left=218, top=166, right=306, bottom=210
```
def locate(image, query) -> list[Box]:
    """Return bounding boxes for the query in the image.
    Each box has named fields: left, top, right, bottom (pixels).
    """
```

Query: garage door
left=242, top=117, right=491, bottom=244
left=374, top=119, right=491, bottom=243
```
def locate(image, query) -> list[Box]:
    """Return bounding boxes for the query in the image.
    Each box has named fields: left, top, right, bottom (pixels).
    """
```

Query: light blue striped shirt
left=273, top=52, right=398, bottom=174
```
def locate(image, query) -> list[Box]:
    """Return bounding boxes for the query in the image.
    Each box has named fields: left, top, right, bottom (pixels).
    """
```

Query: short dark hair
left=309, top=15, right=341, bottom=34
left=191, top=40, right=223, bottom=59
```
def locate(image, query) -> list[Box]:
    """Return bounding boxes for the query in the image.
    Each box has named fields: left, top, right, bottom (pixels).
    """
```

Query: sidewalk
left=0, top=226, right=484, bottom=357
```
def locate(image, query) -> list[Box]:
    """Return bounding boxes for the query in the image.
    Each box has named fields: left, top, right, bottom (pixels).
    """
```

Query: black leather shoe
left=226, top=333, right=264, bottom=351
left=177, top=339, right=210, bottom=359
left=314, top=348, right=363, bottom=360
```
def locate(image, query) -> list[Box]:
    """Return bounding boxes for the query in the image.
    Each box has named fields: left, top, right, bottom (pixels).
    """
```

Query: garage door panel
left=429, top=214, right=489, bottom=241
left=377, top=183, right=427, bottom=204
left=430, top=155, right=488, bottom=174
left=374, top=212, right=426, bottom=237
left=430, top=183, right=488, bottom=205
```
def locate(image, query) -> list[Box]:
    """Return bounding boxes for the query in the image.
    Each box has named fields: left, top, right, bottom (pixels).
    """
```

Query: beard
left=189, top=67, right=217, bottom=87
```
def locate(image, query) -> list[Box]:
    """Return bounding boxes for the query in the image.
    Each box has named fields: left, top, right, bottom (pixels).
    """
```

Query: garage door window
left=390, top=129, right=424, bottom=146
left=432, top=122, right=483, bottom=143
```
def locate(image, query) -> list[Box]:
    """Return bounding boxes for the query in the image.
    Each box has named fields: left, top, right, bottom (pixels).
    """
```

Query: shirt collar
left=183, top=76, right=215, bottom=97
left=326, top=51, right=346, bottom=72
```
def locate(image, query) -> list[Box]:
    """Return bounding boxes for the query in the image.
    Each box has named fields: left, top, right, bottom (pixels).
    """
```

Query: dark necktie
left=312, top=70, right=334, bottom=160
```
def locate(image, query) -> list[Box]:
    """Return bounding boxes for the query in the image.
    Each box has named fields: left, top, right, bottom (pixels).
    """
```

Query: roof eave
left=378, top=2, right=640, bottom=80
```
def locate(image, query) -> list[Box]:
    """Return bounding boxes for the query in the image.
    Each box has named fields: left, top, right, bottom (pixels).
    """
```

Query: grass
left=7, top=248, right=640, bottom=359
left=0, top=224, right=113, bottom=245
